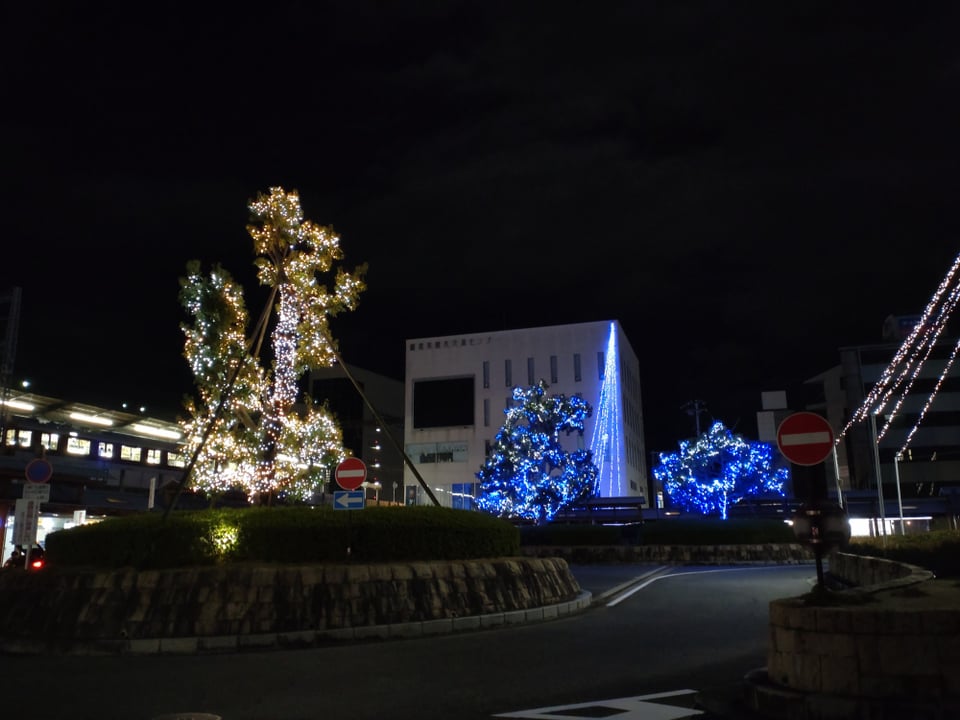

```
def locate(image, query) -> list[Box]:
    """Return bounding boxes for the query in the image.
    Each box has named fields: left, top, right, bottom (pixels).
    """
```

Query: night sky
left=2, top=2, right=958, bottom=453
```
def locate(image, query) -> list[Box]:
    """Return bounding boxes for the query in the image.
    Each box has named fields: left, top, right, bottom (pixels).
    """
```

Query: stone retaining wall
left=0, top=557, right=580, bottom=655
left=761, top=551, right=959, bottom=717
left=0, top=543, right=815, bottom=657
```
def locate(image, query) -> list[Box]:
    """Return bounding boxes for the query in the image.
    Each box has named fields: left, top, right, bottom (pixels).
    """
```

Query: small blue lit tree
left=475, top=381, right=599, bottom=524
left=653, top=421, right=788, bottom=518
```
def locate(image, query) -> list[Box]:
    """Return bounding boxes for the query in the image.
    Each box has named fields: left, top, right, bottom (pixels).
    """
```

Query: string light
left=652, top=421, right=787, bottom=519
left=839, top=251, right=960, bottom=443
left=475, top=380, right=599, bottom=524
left=178, top=187, right=367, bottom=502
left=898, top=334, right=960, bottom=455
left=589, top=323, right=624, bottom=496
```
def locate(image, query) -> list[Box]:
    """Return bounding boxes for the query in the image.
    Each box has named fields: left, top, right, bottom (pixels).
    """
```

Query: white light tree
left=178, top=187, right=368, bottom=503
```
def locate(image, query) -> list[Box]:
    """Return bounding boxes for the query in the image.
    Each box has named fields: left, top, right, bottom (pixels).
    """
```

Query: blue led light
left=652, top=421, right=788, bottom=518
left=589, top=323, right=624, bottom=497
left=475, top=381, right=599, bottom=524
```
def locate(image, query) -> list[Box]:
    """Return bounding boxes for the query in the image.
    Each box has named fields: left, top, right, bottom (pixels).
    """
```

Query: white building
left=401, top=320, right=647, bottom=508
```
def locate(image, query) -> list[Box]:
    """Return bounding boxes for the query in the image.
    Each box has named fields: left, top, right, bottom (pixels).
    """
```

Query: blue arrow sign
left=333, top=490, right=365, bottom=510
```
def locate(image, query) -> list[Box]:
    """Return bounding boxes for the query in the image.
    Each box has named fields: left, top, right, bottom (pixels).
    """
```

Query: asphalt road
left=5, top=563, right=817, bottom=720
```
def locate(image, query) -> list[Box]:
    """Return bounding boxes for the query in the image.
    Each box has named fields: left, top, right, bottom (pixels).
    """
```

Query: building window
left=483, top=398, right=490, bottom=427
left=98, top=442, right=114, bottom=458
left=146, top=448, right=162, bottom=465
left=483, top=360, right=490, bottom=389
left=573, top=353, right=582, bottom=382
left=167, top=452, right=187, bottom=468
left=66, top=437, right=91, bottom=456
left=120, top=445, right=142, bottom=462
left=505, top=358, right=512, bottom=387
left=550, top=355, right=558, bottom=384
left=598, top=351, right=605, bottom=379
left=527, top=357, right=535, bottom=385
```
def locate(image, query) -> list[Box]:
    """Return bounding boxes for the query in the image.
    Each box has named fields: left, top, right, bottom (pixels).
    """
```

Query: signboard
left=12, top=498, right=39, bottom=546
left=333, top=490, right=365, bottom=510
left=24, top=458, right=53, bottom=483
left=777, top=412, right=834, bottom=466
left=21, top=482, right=51, bottom=503
left=335, top=457, right=367, bottom=490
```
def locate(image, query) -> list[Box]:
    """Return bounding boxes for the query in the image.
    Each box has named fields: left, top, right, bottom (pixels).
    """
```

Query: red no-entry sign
left=335, top=457, right=367, bottom=490
left=777, top=412, right=834, bottom=466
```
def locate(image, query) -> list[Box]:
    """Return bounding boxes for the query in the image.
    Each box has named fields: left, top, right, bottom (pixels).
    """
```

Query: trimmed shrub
left=43, top=505, right=520, bottom=569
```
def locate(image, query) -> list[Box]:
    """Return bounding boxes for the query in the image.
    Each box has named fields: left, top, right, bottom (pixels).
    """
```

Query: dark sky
left=2, top=2, right=958, bottom=452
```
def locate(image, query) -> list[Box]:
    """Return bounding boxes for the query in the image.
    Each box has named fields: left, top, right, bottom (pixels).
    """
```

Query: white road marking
left=493, top=689, right=703, bottom=719
left=606, top=564, right=804, bottom=607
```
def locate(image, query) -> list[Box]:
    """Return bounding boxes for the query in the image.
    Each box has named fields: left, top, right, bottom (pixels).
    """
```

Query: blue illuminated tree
left=475, top=381, right=599, bottom=524
left=653, top=421, right=788, bottom=518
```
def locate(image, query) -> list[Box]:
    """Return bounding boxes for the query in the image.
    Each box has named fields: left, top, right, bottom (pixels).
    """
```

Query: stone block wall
left=764, top=551, right=959, bottom=711
left=0, top=556, right=581, bottom=655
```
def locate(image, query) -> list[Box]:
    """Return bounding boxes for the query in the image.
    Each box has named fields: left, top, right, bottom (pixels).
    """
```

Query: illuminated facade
left=402, top=320, right=647, bottom=508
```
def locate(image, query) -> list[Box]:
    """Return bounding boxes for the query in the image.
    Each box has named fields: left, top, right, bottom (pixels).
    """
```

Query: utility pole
left=0, top=287, right=22, bottom=448
left=682, top=399, right=708, bottom=436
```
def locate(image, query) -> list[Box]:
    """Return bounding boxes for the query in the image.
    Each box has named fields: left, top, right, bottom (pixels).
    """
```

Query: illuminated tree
left=652, top=421, right=788, bottom=518
left=179, top=187, right=368, bottom=502
left=475, top=381, right=599, bottom=524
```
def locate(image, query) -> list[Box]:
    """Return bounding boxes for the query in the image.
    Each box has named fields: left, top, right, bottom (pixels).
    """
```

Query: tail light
left=30, top=558, right=44, bottom=570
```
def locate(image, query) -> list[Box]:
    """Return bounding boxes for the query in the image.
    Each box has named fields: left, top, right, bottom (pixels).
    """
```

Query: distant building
left=402, top=320, right=647, bottom=508
left=0, top=391, right=188, bottom=563
left=306, top=364, right=404, bottom=503
left=802, top=314, right=960, bottom=498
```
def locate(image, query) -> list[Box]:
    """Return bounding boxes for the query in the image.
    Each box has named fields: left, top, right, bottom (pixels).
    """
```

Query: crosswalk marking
left=492, top=689, right=704, bottom=719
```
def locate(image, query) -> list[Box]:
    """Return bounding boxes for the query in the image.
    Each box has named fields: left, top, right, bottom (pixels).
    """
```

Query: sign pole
left=778, top=412, right=851, bottom=590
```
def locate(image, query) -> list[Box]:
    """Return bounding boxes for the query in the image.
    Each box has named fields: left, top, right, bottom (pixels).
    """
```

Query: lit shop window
left=146, top=448, right=162, bottom=465
left=66, top=437, right=92, bottom=456
left=167, top=452, right=187, bottom=468
left=40, top=433, right=59, bottom=451
left=120, top=445, right=142, bottom=462
left=98, top=442, right=115, bottom=458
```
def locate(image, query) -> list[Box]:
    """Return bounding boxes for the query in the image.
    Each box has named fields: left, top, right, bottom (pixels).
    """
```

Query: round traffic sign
left=776, top=412, right=834, bottom=466
left=335, top=457, right=367, bottom=490
left=25, top=458, right=53, bottom=483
